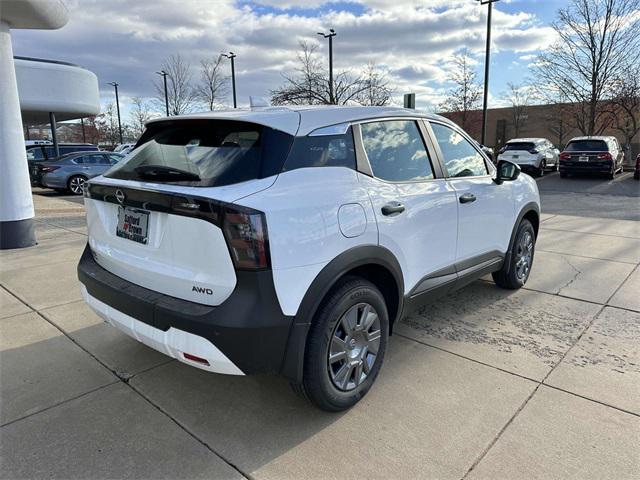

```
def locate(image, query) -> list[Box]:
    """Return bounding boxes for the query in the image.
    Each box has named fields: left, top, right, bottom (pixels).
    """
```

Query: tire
left=492, top=219, right=536, bottom=290
left=294, top=277, right=389, bottom=412
left=67, top=175, right=87, bottom=195
left=537, top=160, right=546, bottom=177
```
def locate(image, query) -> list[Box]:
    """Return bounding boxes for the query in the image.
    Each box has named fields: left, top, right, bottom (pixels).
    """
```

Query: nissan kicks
left=78, top=106, right=540, bottom=411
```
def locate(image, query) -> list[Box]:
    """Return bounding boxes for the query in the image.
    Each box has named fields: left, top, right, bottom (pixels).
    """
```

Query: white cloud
left=12, top=0, right=558, bottom=114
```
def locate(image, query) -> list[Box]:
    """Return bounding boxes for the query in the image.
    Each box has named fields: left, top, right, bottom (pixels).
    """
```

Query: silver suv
left=497, top=138, right=559, bottom=177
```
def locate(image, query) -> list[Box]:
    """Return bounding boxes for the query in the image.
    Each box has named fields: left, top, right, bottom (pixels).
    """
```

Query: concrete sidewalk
left=1, top=194, right=639, bottom=479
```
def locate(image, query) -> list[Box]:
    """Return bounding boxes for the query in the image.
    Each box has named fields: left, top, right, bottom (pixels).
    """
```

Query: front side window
left=283, top=127, right=356, bottom=171
left=430, top=123, right=488, bottom=178
left=106, top=120, right=294, bottom=187
left=360, top=120, right=434, bottom=182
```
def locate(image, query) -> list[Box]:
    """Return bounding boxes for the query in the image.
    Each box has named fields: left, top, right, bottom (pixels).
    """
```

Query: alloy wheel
left=69, top=176, right=86, bottom=195
left=515, top=230, right=534, bottom=281
left=328, top=302, right=381, bottom=392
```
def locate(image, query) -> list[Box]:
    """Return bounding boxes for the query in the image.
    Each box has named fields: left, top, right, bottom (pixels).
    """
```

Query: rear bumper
left=77, top=244, right=294, bottom=375
left=559, top=161, right=612, bottom=174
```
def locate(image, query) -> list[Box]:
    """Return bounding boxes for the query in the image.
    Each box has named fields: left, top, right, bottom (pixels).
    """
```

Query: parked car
left=559, top=136, right=624, bottom=179
left=497, top=138, right=559, bottom=177
left=27, top=143, right=99, bottom=185
left=634, top=153, right=640, bottom=180
left=35, top=151, right=124, bottom=195
left=77, top=107, right=540, bottom=411
left=114, top=143, right=136, bottom=155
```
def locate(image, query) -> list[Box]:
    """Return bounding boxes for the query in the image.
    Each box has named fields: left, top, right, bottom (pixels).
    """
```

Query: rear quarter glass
left=282, top=127, right=356, bottom=171
left=105, top=119, right=294, bottom=187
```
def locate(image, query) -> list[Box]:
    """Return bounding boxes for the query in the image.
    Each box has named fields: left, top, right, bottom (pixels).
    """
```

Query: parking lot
left=1, top=174, right=639, bottom=479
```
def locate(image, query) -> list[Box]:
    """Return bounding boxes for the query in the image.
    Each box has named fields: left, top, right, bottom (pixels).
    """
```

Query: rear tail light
left=636, top=155, right=640, bottom=168
left=559, top=152, right=571, bottom=161
left=597, top=152, right=613, bottom=161
left=222, top=205, right=270, bottom=270
left=40, top=165, right=61, bottom=173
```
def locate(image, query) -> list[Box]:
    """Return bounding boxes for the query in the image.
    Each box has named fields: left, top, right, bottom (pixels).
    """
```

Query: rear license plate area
left=579, top=156, right=589, bottom=162
left=116, top=207, right=149, bottom=245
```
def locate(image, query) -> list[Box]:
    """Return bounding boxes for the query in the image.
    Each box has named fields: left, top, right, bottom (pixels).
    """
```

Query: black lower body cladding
left=77, top=244, right=294, bottom=375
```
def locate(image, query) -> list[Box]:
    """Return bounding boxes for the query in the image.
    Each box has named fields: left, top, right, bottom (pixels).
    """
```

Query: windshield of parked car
left=504, top=142, right=535, bottom=151
left=105, top=120, right=294, bottom=187
left=565, top=140, right=608, bottom=151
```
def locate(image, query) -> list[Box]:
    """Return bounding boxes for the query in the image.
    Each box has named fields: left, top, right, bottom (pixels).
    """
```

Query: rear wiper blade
left=134, top=165, right=201, bottom=181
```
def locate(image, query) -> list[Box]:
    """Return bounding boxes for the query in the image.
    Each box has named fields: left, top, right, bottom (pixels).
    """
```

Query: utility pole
left=317, top=29, right=337, bottom=104
left=476, top=0, right=499, bottom=146
left=108, top=81, right=123, bottom=144
left=222, top=52, right=237, bottom=108
left=155, top=70, right=170, bottom=116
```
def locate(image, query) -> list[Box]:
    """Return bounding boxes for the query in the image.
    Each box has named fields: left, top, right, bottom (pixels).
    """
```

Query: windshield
left=504, top=142, right=535, bottom=151
left=565, top=140, right=607, bottom=152
left=105, top=119, right=294, bottom=187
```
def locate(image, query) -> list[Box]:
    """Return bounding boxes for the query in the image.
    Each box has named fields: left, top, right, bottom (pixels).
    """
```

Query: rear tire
left=67, top=175, right=87, bottom=195
left=537, top=160, right=546, bottom=177
left=293, top=277, right=389, bottom=412
left=492, top=219, right=536, bottom=290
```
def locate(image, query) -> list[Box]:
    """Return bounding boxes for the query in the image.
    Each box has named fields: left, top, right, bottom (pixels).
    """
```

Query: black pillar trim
left=0, top=218, right=36, bottom=249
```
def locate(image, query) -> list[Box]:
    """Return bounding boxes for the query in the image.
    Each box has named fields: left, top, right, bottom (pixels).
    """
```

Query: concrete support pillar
left=0, top=21, right=36, bottom=249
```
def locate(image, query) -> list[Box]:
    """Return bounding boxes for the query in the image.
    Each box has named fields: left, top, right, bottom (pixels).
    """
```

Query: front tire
left=295, top=277, right=389, bottom=412
left=67, top=175, right=87, bottom=195
left=492, top=219, right=536, bottom=290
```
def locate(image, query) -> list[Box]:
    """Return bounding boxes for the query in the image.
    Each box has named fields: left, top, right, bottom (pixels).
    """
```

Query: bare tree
left=154, top=54, right=198, bottom=115
left=95, top=103, right=121, bottom=147
left=438, top=51, right=482, bottom=135
left=534, top=0, right=640, bottom=135
left=604, top=74, right=640, bottom=159
left=197, top=56, right=228, bottom=110
left=271, top=41, right=391, bottom=106
left=129, top=97, right=152, bottom=139
left=503, top=82, right=533, bottom=137
left=355, top=62, right=393, bottom=106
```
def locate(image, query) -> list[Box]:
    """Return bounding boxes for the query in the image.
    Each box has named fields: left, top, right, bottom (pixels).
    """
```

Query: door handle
left=459, top=193, right=476, bottom=204
left=381, top=201, right=405, bottom=216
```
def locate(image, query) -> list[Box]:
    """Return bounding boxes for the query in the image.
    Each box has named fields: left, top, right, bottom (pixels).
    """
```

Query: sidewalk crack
left=557, top=256, right=581, bottom=294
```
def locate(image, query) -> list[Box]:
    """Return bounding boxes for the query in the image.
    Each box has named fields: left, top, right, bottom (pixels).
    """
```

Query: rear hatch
left=84, top=118, right=296, bottom=306
left=561, top=139, right=609, bottom=165
left=500, top=142, right=537, bottom=163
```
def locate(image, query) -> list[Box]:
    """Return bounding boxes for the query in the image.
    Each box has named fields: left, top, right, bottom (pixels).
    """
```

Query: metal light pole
left=222, top=52, right=237, bottom=108
left=317, top=29, right=337, bottom=104
left=155, top=70, right=170, bottom=116
left=108, top=81, right=123, bottom=144
left=477, top=0, right=499, bottom=146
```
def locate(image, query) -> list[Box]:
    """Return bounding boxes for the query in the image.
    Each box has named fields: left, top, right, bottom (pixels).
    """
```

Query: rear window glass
left=283, top=127, right=356, bottom=171
left=106, top=120, right=294, bottom=187
left=565, top=140, right=608, bottom=151
left=504, top=142, right=535, bottom=151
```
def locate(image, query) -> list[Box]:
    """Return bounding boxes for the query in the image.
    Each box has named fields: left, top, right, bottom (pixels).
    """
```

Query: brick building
left=441, top=103, right=639, bottom=166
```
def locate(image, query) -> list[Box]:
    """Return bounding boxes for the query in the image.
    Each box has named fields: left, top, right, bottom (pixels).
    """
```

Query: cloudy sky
left=12, top=0, right=568, bottom=119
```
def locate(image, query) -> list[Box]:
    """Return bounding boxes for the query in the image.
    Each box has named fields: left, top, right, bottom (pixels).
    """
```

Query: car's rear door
left=428, top=121, right=514, bottom=266
left=355, top=119, right=458, bottom=295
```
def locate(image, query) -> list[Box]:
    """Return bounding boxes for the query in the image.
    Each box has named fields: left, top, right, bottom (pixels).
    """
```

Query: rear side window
left=360, top=120, right=434, bottom=182
left=283, top=127, right=356, bottom=171
left=504, top=142, right=535, bottom=151
left=26, top=147, right=44, bottom=160
left=106, top=120, right=294, bottom=187
left=565, top=140, right=608, bottom=151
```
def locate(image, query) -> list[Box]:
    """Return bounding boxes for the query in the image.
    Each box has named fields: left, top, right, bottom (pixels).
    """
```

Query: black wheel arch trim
left=504, top=202, right=540, bottom=275
left=281, top=244, right=404, bottom=383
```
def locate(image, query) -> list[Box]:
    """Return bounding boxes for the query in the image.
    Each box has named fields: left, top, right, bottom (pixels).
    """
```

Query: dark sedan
left=34, top=152, right=125, bottom=195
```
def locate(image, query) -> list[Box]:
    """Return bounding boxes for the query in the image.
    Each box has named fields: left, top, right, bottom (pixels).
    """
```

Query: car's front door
left=428, top=121, right=515, bottom=266
left=355, top=119, right=458, bottom=295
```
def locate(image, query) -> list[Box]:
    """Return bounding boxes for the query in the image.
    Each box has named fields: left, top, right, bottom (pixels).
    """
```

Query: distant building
left=441, top=102, right=639, bottom=164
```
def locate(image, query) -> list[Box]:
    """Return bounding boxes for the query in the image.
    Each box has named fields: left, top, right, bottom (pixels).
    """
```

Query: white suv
left=497, top=138, right=560, bottom=177
left=78, top=106, right=540, bottom=411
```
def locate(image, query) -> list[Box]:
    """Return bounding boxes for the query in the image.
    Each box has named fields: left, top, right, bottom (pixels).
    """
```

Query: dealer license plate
left=116, top=207, right=149, bottom=245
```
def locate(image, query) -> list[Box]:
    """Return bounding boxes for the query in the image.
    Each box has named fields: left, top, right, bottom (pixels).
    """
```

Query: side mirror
left=494, top=160, right=521, bottom=185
